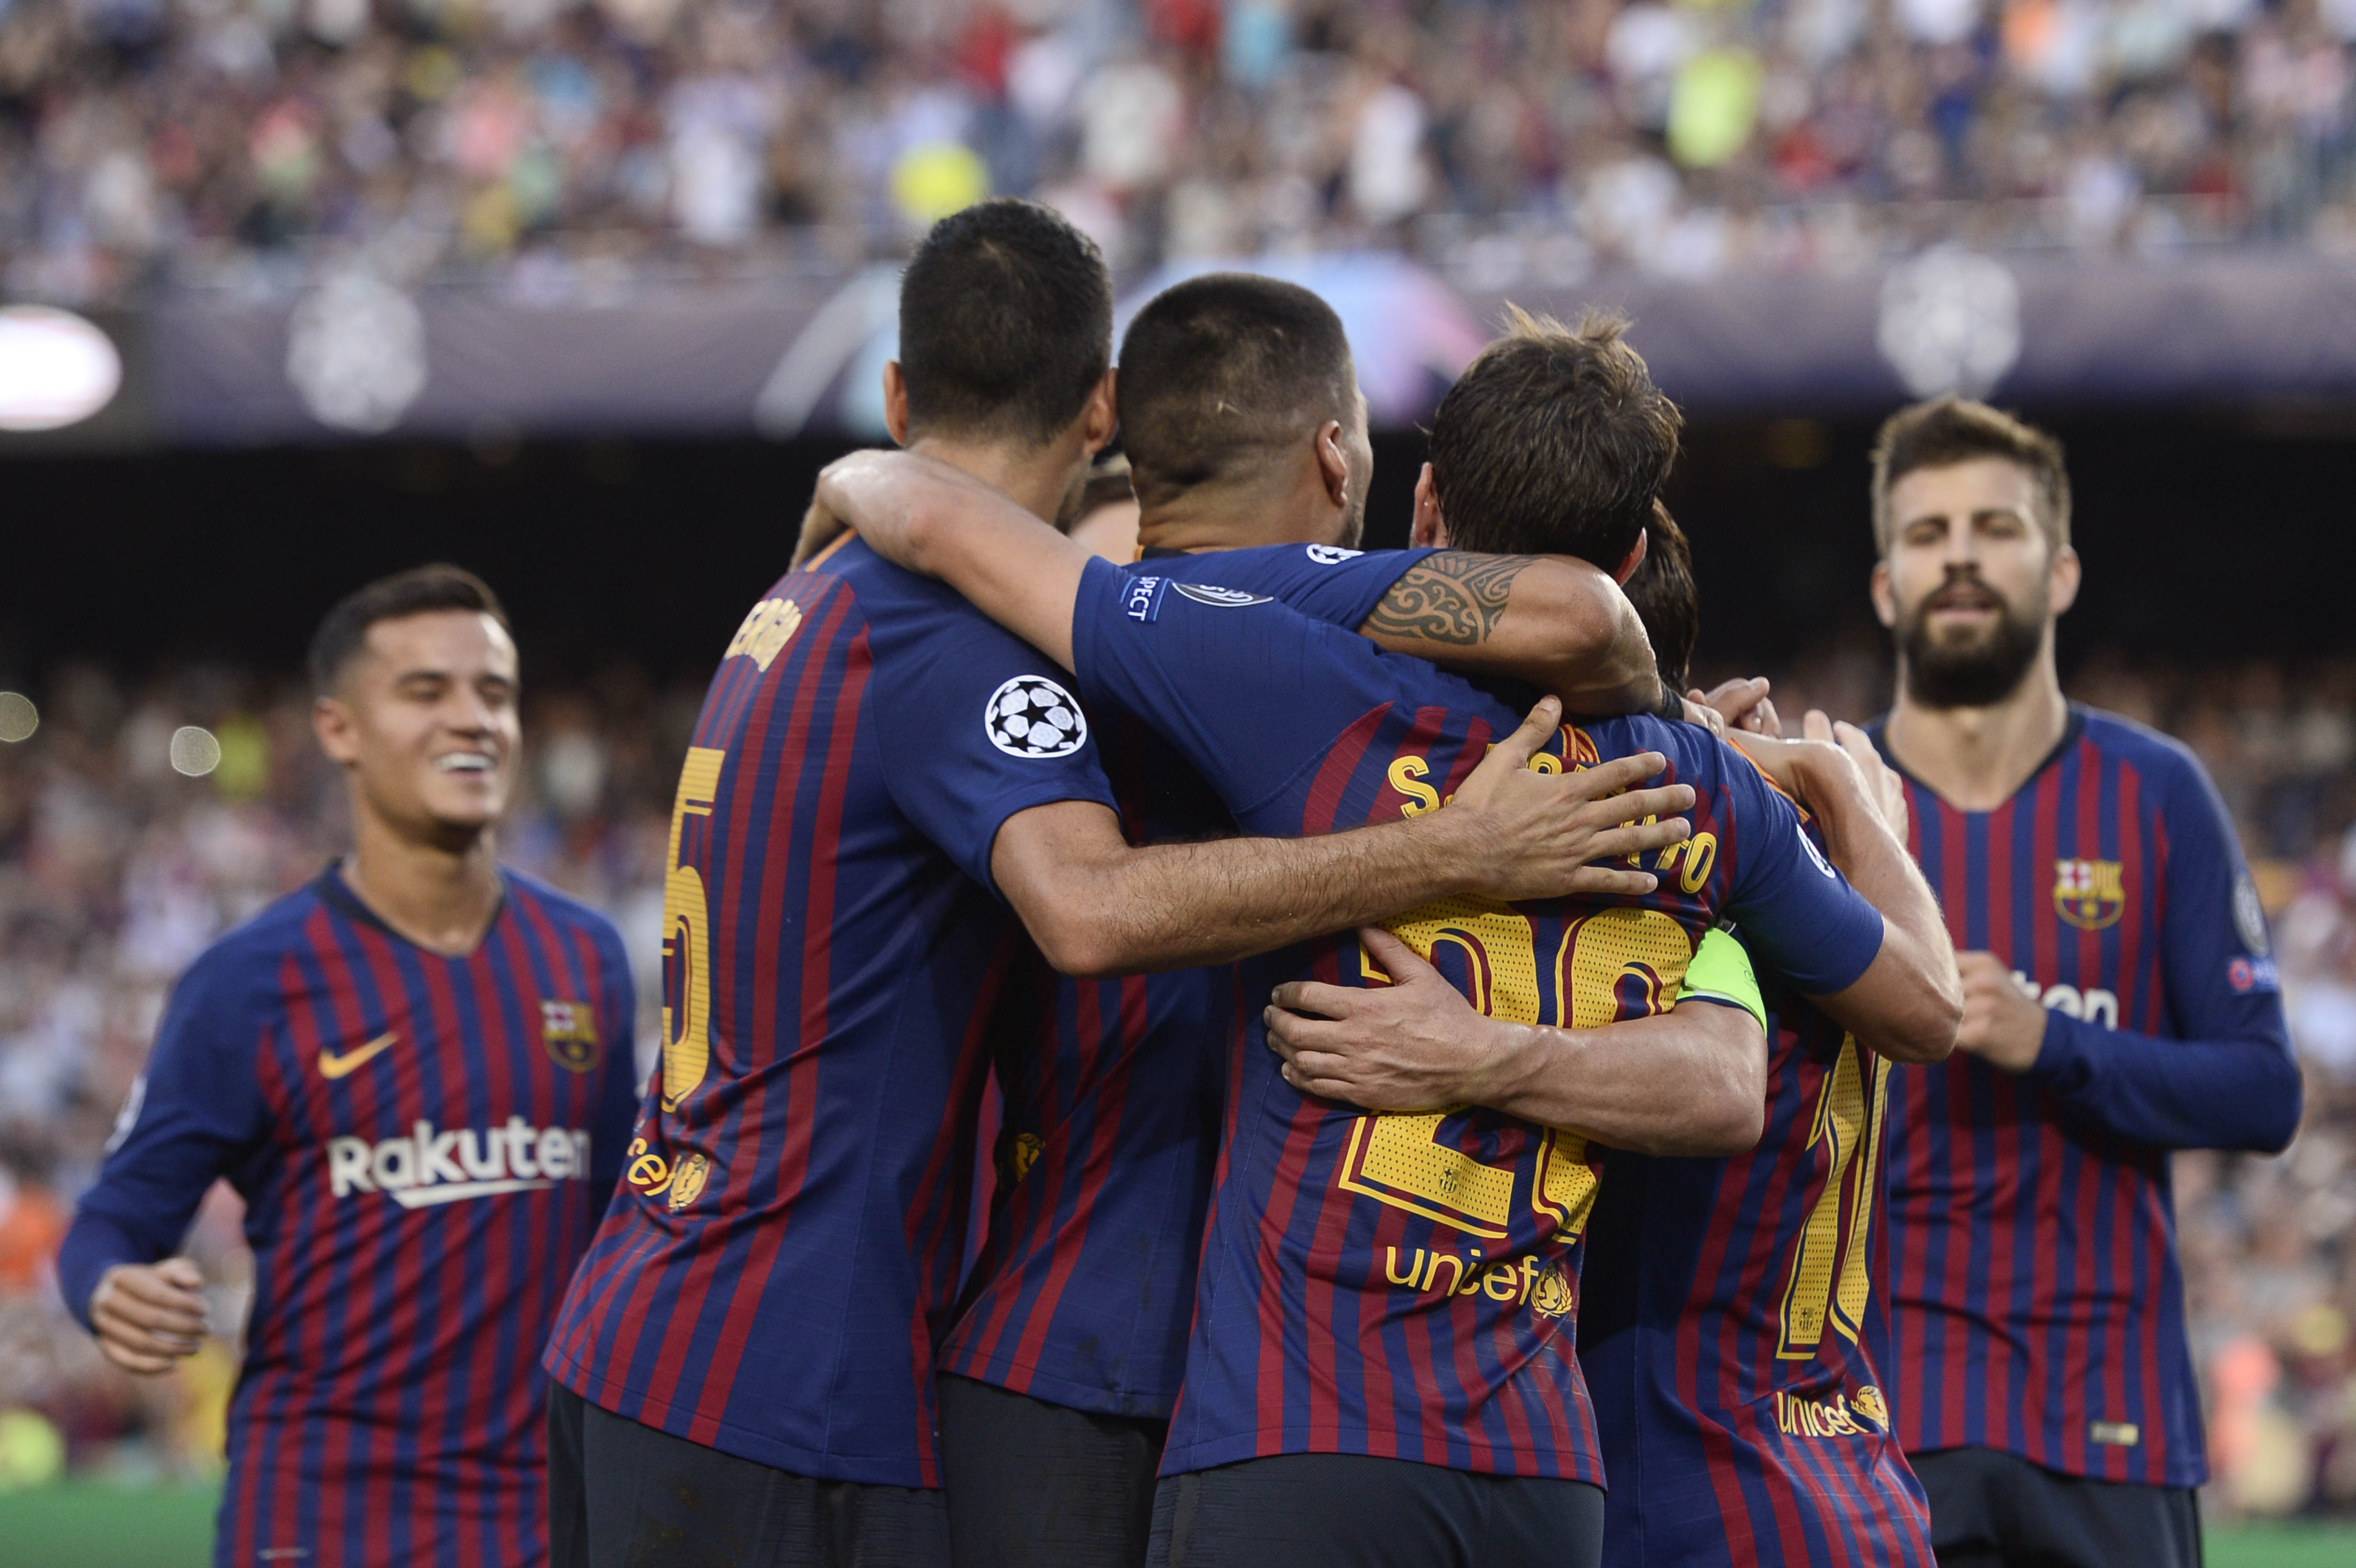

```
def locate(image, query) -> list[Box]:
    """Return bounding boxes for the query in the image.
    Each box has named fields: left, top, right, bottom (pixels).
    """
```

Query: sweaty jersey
left=1580, top=826, right=1934, bottom=1567
left=58, top=868, right=640, bottom=1568
left=1066, top=557, right=1889, bottom=1484
left=1874, top=707, right=2299, bottom=1486
left=943, top=543, right=1432, bottom=1419
left=543, top=538, right=1117, bottom=1488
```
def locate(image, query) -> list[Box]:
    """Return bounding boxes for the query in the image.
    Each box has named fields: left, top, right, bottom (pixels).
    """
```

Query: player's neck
left=904, top=431, right=1080, bottom=526
left=1884, top=653, right=2071, bottom=814
left=341, top=809, right=503, bottom=957
left=1136, top=476, right=1339, bottom=554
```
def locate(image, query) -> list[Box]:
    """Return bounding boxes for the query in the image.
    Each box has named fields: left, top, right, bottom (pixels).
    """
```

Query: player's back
left=943, top=542, right=1438, bottom=1420
left=543, top=538, right=1116, bottom=1488
left=1579, top=920, right=1934, bottom=1567
left=1065, top=558, right=1887, bottom=1485
left=64, top=866, right=639, bottom=1568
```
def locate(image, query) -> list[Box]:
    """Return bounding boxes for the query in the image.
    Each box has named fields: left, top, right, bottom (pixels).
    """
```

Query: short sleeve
left=1147, top=544, right=1437, bottom=631
left=1718, top=748, right=1887, bottom=995
left=869, top=583, right=1120, bottom=894
left=1070, top=555, right=1406, bottom=819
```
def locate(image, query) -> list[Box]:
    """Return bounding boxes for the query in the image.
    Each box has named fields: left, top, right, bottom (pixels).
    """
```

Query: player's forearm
left=1804, top=771, right=1961, bottom=1063
left=819, top=452, right=1084, bottom=666
left=1475, top=1004, right=1767, bottom=1155
left=2029, top=1015, right=2303, bottom=1152
left=1357, top=555, right=1663, bottom=716
left=1026, top=815, right=1493, bottom=976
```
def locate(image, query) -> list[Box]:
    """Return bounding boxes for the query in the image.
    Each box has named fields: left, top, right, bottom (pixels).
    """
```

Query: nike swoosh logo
left=319, top=1032, right=398, bottom=1080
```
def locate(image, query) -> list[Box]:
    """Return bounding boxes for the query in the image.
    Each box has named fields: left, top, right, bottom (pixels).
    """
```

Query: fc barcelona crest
left=2053, top=859, right=2126, bottom=931
left=541, top=999, right=600, bottom=1073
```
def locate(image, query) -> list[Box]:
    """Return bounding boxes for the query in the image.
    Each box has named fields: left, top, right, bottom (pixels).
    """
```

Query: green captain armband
left=1677, top=927, right=1767, bottom=1037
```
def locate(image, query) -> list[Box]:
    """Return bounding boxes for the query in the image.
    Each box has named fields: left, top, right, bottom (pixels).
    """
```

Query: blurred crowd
left=10, top=0, right=2356, bottom=305
left=1, top=642, right=2354, bottom=1514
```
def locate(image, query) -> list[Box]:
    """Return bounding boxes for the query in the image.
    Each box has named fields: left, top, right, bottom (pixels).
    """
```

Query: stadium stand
left=6, top=0, right=2356, bottom=304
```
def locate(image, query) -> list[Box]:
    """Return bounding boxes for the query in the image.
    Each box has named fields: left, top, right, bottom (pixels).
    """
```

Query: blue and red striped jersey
left=543, top=538, right=1118, bottom=1488
left=942, top=543, right=1432, bottom=1419
left=1067, top=558, right=1889, bottom=1484
left=1874, top=707, right=2299, bottom=1486
left=1580, top=852, right=1934, bottom=1565
left=58, top=867, right=641, bottom=1568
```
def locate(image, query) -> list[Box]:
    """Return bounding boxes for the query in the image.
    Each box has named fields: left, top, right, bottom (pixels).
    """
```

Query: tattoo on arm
left=1362, top=553, right=1539, bottom=646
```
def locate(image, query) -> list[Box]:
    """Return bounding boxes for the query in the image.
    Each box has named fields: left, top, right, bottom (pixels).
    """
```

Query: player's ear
left=1081, top=367, right=1118, bottom=450
left=313, top=693, right=361, bottom=766
left=1612, top=528, right=1648, bottom=585
left=1315, top=419, right=1351, bottom=509
left=1869, top=558, right=1898, bottom=628
left=2049, top=542, right=2082, bottom=617
left=1411, top=463, right=1447, bottom=548
left=883, top=362, right=912, bottom=446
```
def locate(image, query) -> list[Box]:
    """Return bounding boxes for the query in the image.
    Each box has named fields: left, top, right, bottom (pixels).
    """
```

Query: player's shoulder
left=1570, top=711, right=1744, bottom=781
left=1138, top=542, right=1405, bottom=583
left=171, top=876, right=334, bottom=1012
left=499, top=866, right=628, bottom=953
left=2074, top=704, right=2215, bottom=804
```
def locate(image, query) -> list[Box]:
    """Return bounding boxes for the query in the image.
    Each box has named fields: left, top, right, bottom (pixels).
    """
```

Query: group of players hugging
left=55, top=199, right=2301, bottom=1568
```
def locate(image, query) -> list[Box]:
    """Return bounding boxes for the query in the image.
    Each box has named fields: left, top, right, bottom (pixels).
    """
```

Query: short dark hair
left=1427, top=307, right=1681, bottom=568
left=1622, top=501, right=1698, bottom=694
left=897, top=199, right=1113, bottom=446
left=1870, top=396, right=2070, bottom=555
left=309, top=564, right=511, bottom=694
left=1116, top=273, right=1355, bottom=507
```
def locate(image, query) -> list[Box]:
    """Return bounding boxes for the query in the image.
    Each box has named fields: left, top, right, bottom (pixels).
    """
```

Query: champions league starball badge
left=984, top=675, right=1088, bottom=759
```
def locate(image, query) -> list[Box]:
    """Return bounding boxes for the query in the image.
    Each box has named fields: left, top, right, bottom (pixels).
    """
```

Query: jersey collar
left=1865, top=703, right=2088, bottom=815
left=314, top=860, right=510, bottom=958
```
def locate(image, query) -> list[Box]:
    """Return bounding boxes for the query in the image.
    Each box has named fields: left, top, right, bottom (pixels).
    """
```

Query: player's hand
left=1679, top=697, right=1727, bottom=740
left=1266, top=927, right=1519, bottom=1110
left=1824, top=714, right=1908, bottom=843
left=791, top=494, right=849, bottom=568
left=1443, top=697, right=1695, bottom=900
left=1953, top=950, right=2049, bottom=1073
left=90, top=1258, right=209, bottom=1376
left=1727, top=712, right=1879, bottom=824
left=1690, top=677, right=1780, bottom=738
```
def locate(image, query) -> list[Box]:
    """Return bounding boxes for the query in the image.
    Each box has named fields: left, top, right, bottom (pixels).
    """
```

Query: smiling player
left=57, top=566, right=643, bottom=1568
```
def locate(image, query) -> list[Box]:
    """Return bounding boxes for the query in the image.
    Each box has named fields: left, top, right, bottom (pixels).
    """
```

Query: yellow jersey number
left=1335, top=898, right=1693, bottom=1242
left=1774, top=1034, right=1890, bottom=1358
left=660, top=747, right=725, bottom=1110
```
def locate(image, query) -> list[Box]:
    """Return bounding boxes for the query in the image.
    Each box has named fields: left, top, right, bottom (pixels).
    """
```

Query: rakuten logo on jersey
left=327, top=1118, right=591, bottom=1209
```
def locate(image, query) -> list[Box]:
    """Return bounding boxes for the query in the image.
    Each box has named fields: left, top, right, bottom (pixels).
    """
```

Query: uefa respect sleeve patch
left=1123, top=574, right=1169, bottom=623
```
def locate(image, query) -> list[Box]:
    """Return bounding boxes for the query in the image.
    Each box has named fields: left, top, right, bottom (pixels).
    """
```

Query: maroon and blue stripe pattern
left=1875, top=707, right=2299, bottom=1486
left=942, top=543, right=1432, bottom=1419
left=1582, top=891, right=1933, bottom=1561
left=1068, top=560, right=1887, bottom=1484
left=59, top=869, right=641, bottom=1568
left=544, top=538, right=1117, bottom=1488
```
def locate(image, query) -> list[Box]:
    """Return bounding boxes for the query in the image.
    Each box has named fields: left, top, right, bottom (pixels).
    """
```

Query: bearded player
left=1864, top=398, right=2299, bottom=1568
left=58, top=566, right=643, bottom=1568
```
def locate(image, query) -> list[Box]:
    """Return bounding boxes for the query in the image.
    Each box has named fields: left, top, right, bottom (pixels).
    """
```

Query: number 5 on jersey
left=662, top=747, right=726, bottom=1111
